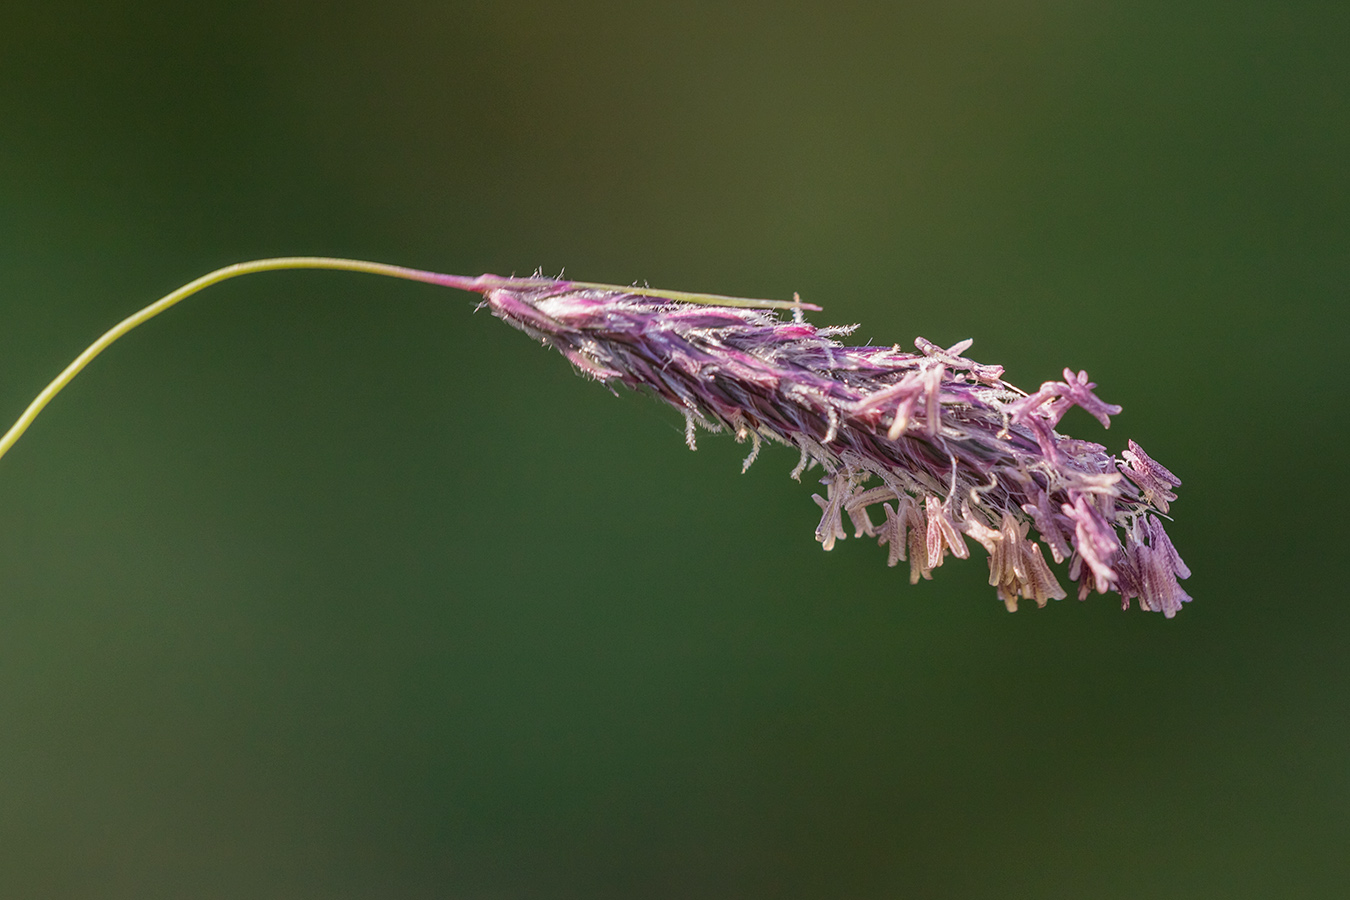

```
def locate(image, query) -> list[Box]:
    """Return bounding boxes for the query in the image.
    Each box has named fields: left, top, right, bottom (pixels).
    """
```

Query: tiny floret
left=1120, top=439, right=1181, bottom=514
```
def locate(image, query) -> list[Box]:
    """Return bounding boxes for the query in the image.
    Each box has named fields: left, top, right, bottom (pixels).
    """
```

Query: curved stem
left=0, top=256, right=481, bottom=466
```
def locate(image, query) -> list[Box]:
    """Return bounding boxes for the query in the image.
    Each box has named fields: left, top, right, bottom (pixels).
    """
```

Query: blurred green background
left=1, top=2, right=1346, bottom=897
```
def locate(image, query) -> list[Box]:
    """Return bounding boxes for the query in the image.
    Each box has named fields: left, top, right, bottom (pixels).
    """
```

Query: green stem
left=0, top=257, right=479, bottom=466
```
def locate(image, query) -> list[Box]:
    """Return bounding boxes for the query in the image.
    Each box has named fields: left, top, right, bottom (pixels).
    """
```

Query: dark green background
left=1, top=3, right=1345, bottom=897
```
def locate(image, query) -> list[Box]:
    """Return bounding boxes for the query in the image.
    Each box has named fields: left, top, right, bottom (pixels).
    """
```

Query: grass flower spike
left=1, top=258, right=1190, bottom=616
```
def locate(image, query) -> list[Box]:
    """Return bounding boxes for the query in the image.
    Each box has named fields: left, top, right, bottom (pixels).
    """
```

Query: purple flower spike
left=6, top=257, right=1187, bottom=617
left=475, top=274, right=1190, bottom=615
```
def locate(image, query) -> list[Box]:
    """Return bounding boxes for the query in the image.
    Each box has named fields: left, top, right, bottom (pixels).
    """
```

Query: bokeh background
left=1, top=2, right=1346, bottom=897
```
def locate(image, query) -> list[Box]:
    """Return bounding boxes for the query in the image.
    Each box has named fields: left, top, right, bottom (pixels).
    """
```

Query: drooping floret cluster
left=479, top=276, right=1191, bottom=615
